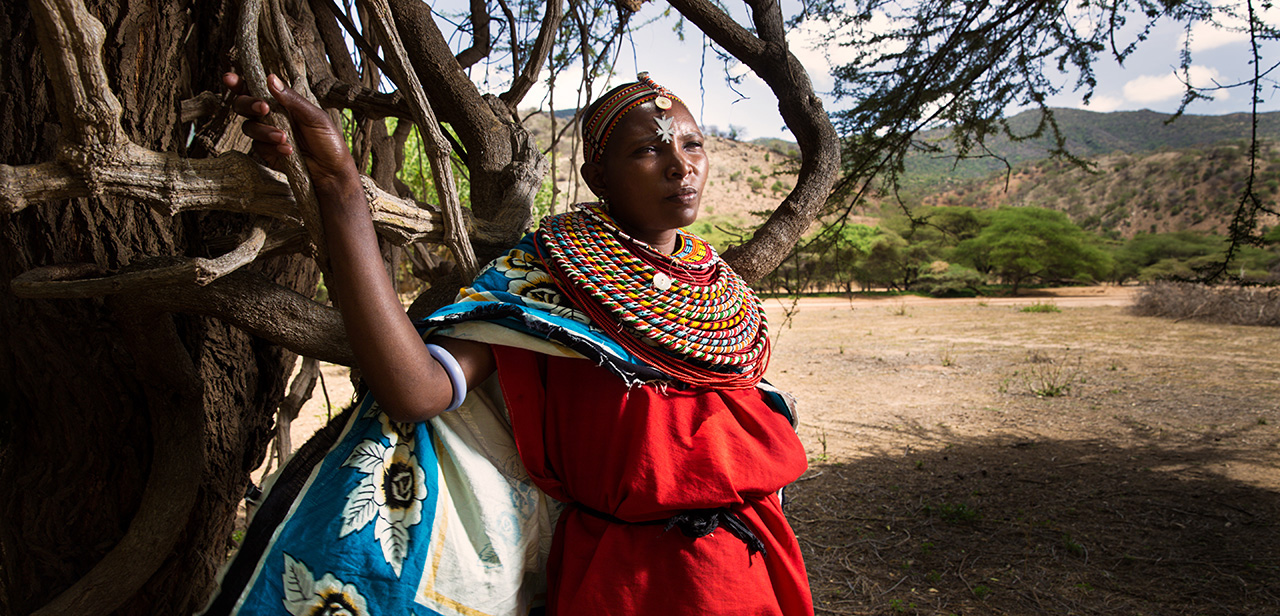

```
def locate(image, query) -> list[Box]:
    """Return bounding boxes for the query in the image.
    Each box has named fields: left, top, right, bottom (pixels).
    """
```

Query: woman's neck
left=607, top=215, right=679, bottom=254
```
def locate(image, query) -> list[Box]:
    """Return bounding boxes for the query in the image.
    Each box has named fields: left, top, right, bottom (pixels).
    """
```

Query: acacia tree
left=953, top=206, right=1113, bottom=294
left=0, top=0, right=837, bottom=613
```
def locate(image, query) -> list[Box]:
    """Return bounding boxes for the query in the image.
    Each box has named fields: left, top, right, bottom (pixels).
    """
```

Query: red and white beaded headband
left=582, top=72, right=683, bottom=163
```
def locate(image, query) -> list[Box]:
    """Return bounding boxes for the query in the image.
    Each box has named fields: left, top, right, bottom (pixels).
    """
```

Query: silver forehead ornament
left=654, top=115, right=676, bottom=143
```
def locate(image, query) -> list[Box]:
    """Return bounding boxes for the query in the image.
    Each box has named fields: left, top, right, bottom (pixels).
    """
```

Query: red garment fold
left=494, top=346, right=814, bottom=615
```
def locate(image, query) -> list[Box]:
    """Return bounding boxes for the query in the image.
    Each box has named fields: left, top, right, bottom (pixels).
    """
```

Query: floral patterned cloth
left=199, top=235, right=603, bottom=616
left=202, top=382, right=556, bottom=616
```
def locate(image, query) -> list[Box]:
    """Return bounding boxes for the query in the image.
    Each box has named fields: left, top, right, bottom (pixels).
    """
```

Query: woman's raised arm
left=224, top=72, right=493, bottom=422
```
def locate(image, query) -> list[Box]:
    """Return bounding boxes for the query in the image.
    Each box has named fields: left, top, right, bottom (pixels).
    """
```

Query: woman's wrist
left=311, top=165, right=364, bottom=202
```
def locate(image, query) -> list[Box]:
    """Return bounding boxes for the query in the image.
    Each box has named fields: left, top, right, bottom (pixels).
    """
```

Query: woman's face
left=582, top=101, right=709, bottom=252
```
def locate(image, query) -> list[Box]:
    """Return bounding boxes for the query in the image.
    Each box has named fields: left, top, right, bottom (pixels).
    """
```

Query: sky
left=444, top=1, right=1279, bottom=141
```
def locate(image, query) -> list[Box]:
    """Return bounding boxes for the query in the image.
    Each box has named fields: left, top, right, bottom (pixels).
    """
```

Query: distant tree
left=954, top=207, right=1112, bottom=294
left=860, top=230, right=936, bottom=291
left=809, top=222, right=879, bottom=292
left=913, top=262, right=987, bottom=297
left=922, top=206, right=985, bottom=242
left=1108, top=230, right=1280, bottom=283
left=1111, top=231, right=1229, bottom=282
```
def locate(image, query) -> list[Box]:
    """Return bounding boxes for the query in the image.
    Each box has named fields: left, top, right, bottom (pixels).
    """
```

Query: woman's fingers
left=262, top=74, right=359, bottom=183
left=264, top=76, right=348, bottom=153
left=224, top=72, right=290, bottom=159
left=223, top=71, right=357, bottom=184
left=223, top=73, right=271, bottom=118
left=232, top=94, right=271, bottom=119
left=265, top=75, right=327, bottom=129
left=239, top=115, right=289, bottom=147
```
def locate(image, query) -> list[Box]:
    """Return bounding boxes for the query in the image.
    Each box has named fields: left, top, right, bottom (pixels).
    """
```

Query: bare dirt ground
left=766, top=286, right=1280, bottom=615
left=260, top=285, right=1280, bottom=615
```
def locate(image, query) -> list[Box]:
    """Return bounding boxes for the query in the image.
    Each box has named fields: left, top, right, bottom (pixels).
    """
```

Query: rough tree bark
left=0, top=1, right=316, bottom=614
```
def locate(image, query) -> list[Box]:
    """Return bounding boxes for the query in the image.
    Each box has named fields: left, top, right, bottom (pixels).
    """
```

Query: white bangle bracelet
left=426, top=343, right=468, bottom=412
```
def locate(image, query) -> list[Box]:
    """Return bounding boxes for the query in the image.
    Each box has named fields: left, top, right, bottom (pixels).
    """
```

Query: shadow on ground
left=789, top=428, right=1280, bottom=616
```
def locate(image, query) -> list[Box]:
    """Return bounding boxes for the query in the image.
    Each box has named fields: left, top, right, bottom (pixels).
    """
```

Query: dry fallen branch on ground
left=1132, top=281, right=1280, bottom=327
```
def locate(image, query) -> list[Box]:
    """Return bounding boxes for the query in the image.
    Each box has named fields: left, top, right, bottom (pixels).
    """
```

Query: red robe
left=493, top=346, right=813, bottom=615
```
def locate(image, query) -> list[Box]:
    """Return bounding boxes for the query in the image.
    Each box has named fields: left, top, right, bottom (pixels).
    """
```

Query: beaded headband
left=582, top=72, right=683, bottom=163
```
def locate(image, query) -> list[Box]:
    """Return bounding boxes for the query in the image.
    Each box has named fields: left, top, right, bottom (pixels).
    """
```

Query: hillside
left=902, top=108, right=1280, bottom=190
left=919, top=140, right=1280, bottom=238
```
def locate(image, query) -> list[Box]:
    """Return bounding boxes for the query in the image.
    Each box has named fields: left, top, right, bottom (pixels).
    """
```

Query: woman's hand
left=222, top=72, right=359, bottom=192
left=224, top=71, right=494, bottom=422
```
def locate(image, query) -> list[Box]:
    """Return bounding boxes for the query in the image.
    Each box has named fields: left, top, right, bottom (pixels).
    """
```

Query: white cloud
left=1081, top=94, right=1125, bottom=112
left=1180, top=0, right=1280, bottom=52
left=1185, top=21, right=1248, bottom=52
left=788, top=12, right=899, bottom=91
left=1121, top=65, right=1227, bottom=104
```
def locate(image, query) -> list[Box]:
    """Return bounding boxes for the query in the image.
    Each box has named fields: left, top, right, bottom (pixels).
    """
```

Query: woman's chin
left=666, top=202, right=700, bottom=229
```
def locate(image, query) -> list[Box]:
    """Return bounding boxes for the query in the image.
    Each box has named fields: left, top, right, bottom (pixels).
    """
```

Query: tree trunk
left=0, top=1, right=316, bottom=613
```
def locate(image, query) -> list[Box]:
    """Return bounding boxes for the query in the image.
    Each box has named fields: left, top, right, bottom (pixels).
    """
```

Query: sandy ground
left=760, top=285, right=1279, bottom=614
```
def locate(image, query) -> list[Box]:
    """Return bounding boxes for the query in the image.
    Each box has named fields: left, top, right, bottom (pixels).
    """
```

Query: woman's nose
left=667, top=149, right=693, bottom=178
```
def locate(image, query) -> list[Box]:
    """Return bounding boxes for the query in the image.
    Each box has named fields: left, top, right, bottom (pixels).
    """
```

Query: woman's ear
left=580, top=161, right=608, bottom=198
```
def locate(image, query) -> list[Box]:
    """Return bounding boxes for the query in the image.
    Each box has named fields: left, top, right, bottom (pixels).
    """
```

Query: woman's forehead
left=610, top=103, right=701, bottom=142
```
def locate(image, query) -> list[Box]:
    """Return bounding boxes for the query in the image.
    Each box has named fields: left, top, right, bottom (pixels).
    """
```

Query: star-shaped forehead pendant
left=654, top=114, right=676, bottom=143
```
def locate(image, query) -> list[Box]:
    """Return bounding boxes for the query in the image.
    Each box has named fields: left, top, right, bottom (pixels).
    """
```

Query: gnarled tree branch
left=1, top=148, right=454, bottom=245
left=500, top=0, right=564, bottom=108
left=238, top=0, right=329, bottom=265
left=362, top=0, right=480, bottom=279
left=14, top=263, right=356, bottom=365
left=455, top=0, right=491, bottom=68
left=29, top=0, right=126, bottom=148
left=12, top=223, right=267, bottom=298
left=313, top=77, right=410, bottom=119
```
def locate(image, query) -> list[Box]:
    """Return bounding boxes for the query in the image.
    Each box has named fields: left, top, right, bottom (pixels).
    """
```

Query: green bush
left=914, top=263, right=986, bottom=297
left=1020, top=302, right=1061, bottom=313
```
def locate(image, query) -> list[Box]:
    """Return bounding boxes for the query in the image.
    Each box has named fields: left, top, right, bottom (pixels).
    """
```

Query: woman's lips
left=667, top=187, right=699, bottom=204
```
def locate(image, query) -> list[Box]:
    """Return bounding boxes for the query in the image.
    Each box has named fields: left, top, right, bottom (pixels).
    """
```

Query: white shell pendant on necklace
left=652, top=272, right=673, bottom=291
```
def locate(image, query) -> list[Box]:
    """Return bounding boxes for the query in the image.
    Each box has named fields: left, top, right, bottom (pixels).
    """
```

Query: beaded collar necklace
left=535, top=203, right=769, bottom=388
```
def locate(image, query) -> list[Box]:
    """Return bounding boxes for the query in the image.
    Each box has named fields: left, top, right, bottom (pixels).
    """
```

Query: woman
left=208, top=72, right=812, bottom=616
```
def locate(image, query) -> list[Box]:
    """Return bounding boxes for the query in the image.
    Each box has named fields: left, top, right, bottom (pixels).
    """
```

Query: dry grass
left=1132, top=281, right=1280, bottom=327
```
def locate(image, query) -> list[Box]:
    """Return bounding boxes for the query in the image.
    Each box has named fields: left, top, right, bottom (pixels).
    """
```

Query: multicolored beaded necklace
left=535, top=203, right=769, bottom=389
